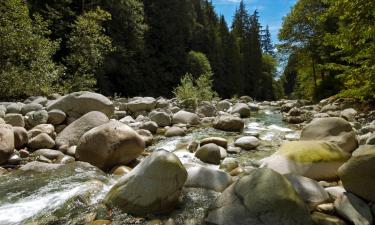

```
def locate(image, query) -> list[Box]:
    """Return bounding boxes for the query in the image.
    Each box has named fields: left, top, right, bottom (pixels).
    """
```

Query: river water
left=0, top=106, right=300, bottom=225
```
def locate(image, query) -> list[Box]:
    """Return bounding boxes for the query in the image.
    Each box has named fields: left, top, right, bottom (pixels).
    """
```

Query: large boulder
left=13, top=127, right=28, bottom=149
left=334, top=192, right=373, bottom=225
left=195, top=143, right=221, bottom=165
left=213, top=115, right=244, bottom=132
left=4, top=113, right=25, bottom=127
left=76, top=121, right=145, bottom=170
left=231, top=103, right=251, bottom=118
left=216, top=100, right=231, bottom=112
left=338, top=145, right=375, bottom=203
left=0, top=124, right=14, bottom=164
left=25, top=110, right=48, bottom=129
left=205, top=168, right=313, bottom=225
left=127, top=97, right=156, bottom=113
left=172, top=110, right=200, bottom=125
left=149, top=111, right=171, bottom=127
left=260, top=141, right=350, bottom=180
left=185, top=166, right=233, bottom=192
left=300, top=117, right=358, bottom=153
left=47, top=91, right=114, bottom=118
left=196, top=101, right=216, bottom=117
left=104, top=150, right=187, bottom=215
left=234, top=136, right=260, bottom=150
left=28, top=133, right=55, bottom=150
left=21, top=103, right=43, bottom=115
left=47, top=109, right=66, bottom=125
left=55, top=111, right=109, bottom=148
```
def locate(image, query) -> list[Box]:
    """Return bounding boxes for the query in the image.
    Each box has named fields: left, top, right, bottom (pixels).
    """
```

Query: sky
left=212, top=0, right=296, bottom=44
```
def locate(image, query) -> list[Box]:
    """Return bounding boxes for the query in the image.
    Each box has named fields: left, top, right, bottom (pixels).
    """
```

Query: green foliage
left=63, top=7, right=114, bottom=92
left=0, top=0, right=61, bottom=99
left=186, top=51, right=213, bottom=78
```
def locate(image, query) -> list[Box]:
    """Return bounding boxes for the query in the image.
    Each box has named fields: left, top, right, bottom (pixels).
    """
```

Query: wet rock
left=19, top=161, right=64, bottom=172
left=195, top=143, right=221, bottom=165
left=200, top=137, right=228, bottom=148
left=4, top=113, right=25, bottom=127
left=231, top=103, right=251, bottom=118
left=56, top=111, right=109, bottom=148
left=47, top=91, right=114, bottom=118
left=301, top=117, right=358, bottom=153
left=260, top=141, right=350, bottom=180
left=104, top=150, right=187, bottom=215
left=25, top=110, right=48, bottom=129
left=185, top=166, right=233, bottom=192
left=165, top=126, right=186, bottom=137
left=0, top=124, right=14, bottom=164
left=76, top=121, right=145, bottom=170
left=285, top=174, right=330, bottom=208
left=339, top=145, right=375, bottom=203
left=187, top=140, right=199, bottom=152
left=47, top=109, right=66, bottom=125
left=334, top=192, right=373, bottom=225
left=28, top=133, right=55, bottom=150
left=13, top=127, right=28, bottom=149
left=33, top=149, right=64, bottom=161
left=172, top=110, right=200, bottom=125
left=213, top=115, right=244, bottom=132
left=227, top=146, right=241, bottom=154
left=205, top=168, right=313, bottom=225
left=234, top=136, right=260, bottom=150
left=219, top=157, right=239, bottom=172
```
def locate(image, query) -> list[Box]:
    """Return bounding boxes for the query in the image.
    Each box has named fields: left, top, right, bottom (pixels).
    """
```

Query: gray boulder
left=47, top=109, right=66, bottom=125
left=4, top=113, right=25, bottom=127
left=21, top=103, right=43, bottom=115
left=234, top=136, right=260, bottom=150
left=0, top=124, right=14, bottom=164
left=213, top=115, right=244, bottom=132
left=149, top=111, right=171, bottom=127
left=55, top=111, right=109, bottom=148
left=25, top=110, right=48, bottom=129
left=172, top=110, right=200, bottom=125
left=127, top=97, right=156, bottom=113
left=185, top=166, right=233, bottom=192
left=28, top=133, right=55, bottom=150
left=195, top=143, right=221, bottom=165
left=232, top=103, right=251, bottom=118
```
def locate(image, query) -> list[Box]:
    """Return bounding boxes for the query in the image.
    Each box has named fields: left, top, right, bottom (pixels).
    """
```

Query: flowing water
left=0, top=106, right=300, bottom=225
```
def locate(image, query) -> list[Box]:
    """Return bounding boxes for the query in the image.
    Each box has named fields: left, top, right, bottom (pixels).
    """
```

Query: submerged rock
left=104, top=150, right=187, bottom=216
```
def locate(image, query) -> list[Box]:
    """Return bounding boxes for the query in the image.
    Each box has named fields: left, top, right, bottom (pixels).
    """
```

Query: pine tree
left=261, top=25, right=275, bottom=56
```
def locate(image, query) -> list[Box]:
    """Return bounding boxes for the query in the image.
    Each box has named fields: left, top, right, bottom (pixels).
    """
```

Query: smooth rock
left=47, top=109, right=66, bottom=125
left=172, top=111, right=200, bottom=125
left=200, top=137, right=228, bottom=148
left=4, top=113, right=25, bottom=127
left=0, top=124, right=15, bottom=164
left=104, top=150, right=187, bottom=215
left=21, top=103, right=43, bottom=115
left=219, top=157, right=239, bottom=172
left=28, top=133, right=55, bottom=150
left=213, top=115, right=244, bottom=132
left=13, top=127, right=28, bottom=149
left=231, top=103, right=251, bottom=118
left=234, top=136, right=260, bottom=150
left=76, top=121, right=145, bottom=170
left=195, top=143, right=221, bottom=165
left=185, top=166, right=233, bottom=192
left=334, top=192, right=373, bottom=225
left=25, top=110, right=48, bottom=129
left=127, top=97, right=156, bottom=113
left=311, top=212, right=347, bottom=225
left=165, top=126, right=186, bottom=137
left=149, top=111, right=171, bottom=127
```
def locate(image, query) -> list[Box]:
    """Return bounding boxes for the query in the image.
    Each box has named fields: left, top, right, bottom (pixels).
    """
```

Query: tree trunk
left=312, top=58, right=317, bottom=88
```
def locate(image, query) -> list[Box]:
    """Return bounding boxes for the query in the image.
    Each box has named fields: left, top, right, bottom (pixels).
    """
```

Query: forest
left=0, top=0, right=374, bottom=102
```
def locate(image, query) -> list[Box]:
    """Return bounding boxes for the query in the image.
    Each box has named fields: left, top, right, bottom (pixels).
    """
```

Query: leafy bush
left=186, top=51, right=212, bottom=78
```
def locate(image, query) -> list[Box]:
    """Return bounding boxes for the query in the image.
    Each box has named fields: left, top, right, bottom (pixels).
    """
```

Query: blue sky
left=212, top=0, right=296, bottom=43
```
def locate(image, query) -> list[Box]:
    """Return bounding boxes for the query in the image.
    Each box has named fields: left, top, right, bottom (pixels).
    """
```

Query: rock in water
left=47, top=91, right=114, bottom=118
left=76, top=121, right=145, bottom=170
left=260, top=141, right=350, bottom=180
left=104, top=150, right=187, bottom=215
left=55, top=111, right=109, bottom=148
left=231, top=103, right=251, bottom=118
left=234, top=136, right=260, bottom=150
left=0, top=124, right=14, bottom=164
left=195, top=143, right=221, bottom=165
left=339, top=145, right=375, bottom=203
left=300, top=117, right=358, bottom=153
left=185, top=166, right=233, bottom=192
left=213, top=115, right=244, bottom=132
left=205, top=168, right=313, bottom=225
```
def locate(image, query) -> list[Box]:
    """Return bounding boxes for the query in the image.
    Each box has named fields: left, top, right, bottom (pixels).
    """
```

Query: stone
left=13, top=127, right=28, bottom=149
left=165, top=126, right=186, bottom=137
left=185, top=166, right=233, bottom=192
left=325, top=186, right=347, bottom=200
left=47, top=109, right=66, bottom=125
left=47, top=91, right=114, bottom=118
left=25, top=110, right=48, bottom=129
left=111, top=165, right=132, bottom=176
left=219, top=157, right=239, bottom=173
left=55, top=111, right=109, bottom=148
left=340, top=108, right=358, bottom=122
left=285, top=174, right=330, bottom=208
left=195, top=143, right=221, bottom=165
left=149, top=111, right=171, bottom=127
left=205, top=168, right=313, bottom=225
left=0, top=124, right=14, bottom=164
left=334, top=192, right=373, bottom=225
left=28, top=124, right=56, bottom=139
left=28, top=133, right=55, bottom=150
left=19, top=149, right=30, bottom=158
left=196, top=101, right=216, bottom=117
left=104, top=150, right=187, bottom=215
left=231, top=103, right=251, bottom=118
left=33, top=149, right=64, bottom=161
left=187, top=140, right=199, bottom=152
left=213, top=115, right=244, bottom=132
left=200, top=137, right=228, bottom=148
left=137, top=129, right=153, bottom=146
left=6, top=102, right=23, bottom=114
left=156, top=98, right=169, bottom=108
left=234, top=136, right=260, bottom=150
left=4, top=113, right=24, bottom=127
left=260, top=141, right=350, bottom=180
left=19, top=161, right=63, bottom=172
left=338, top=145, right=375, bottom=203
left=300, top=117, right=358, bottom=153
left=172, top=110, right=200, bottom=125
left=76, top=121, right=145, bottom=170
left=216, top=100, right=231, bottom=112
left=127, top=97, right=156, bottom=113
left=0, top=118, right=4, bottom=124
left=139, top=121, right=158, bottom=134
left=7, top=153, right=21, bottom=165
left=21, top=103, right=43, bottom=115
left=227, top=146, right=241, bottom=154
left=365, top=134, right=375, bottom=145
left=311, top=212, right=347, bottom=225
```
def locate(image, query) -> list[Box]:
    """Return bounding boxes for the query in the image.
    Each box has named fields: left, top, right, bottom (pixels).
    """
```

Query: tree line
left=278, top=0, right=374, bottom=101
left=0, top=0, right=282, bottom=100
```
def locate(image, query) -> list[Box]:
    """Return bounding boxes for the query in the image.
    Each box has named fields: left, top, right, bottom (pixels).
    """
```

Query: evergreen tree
left=261, top=25, right=274, bottom=56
